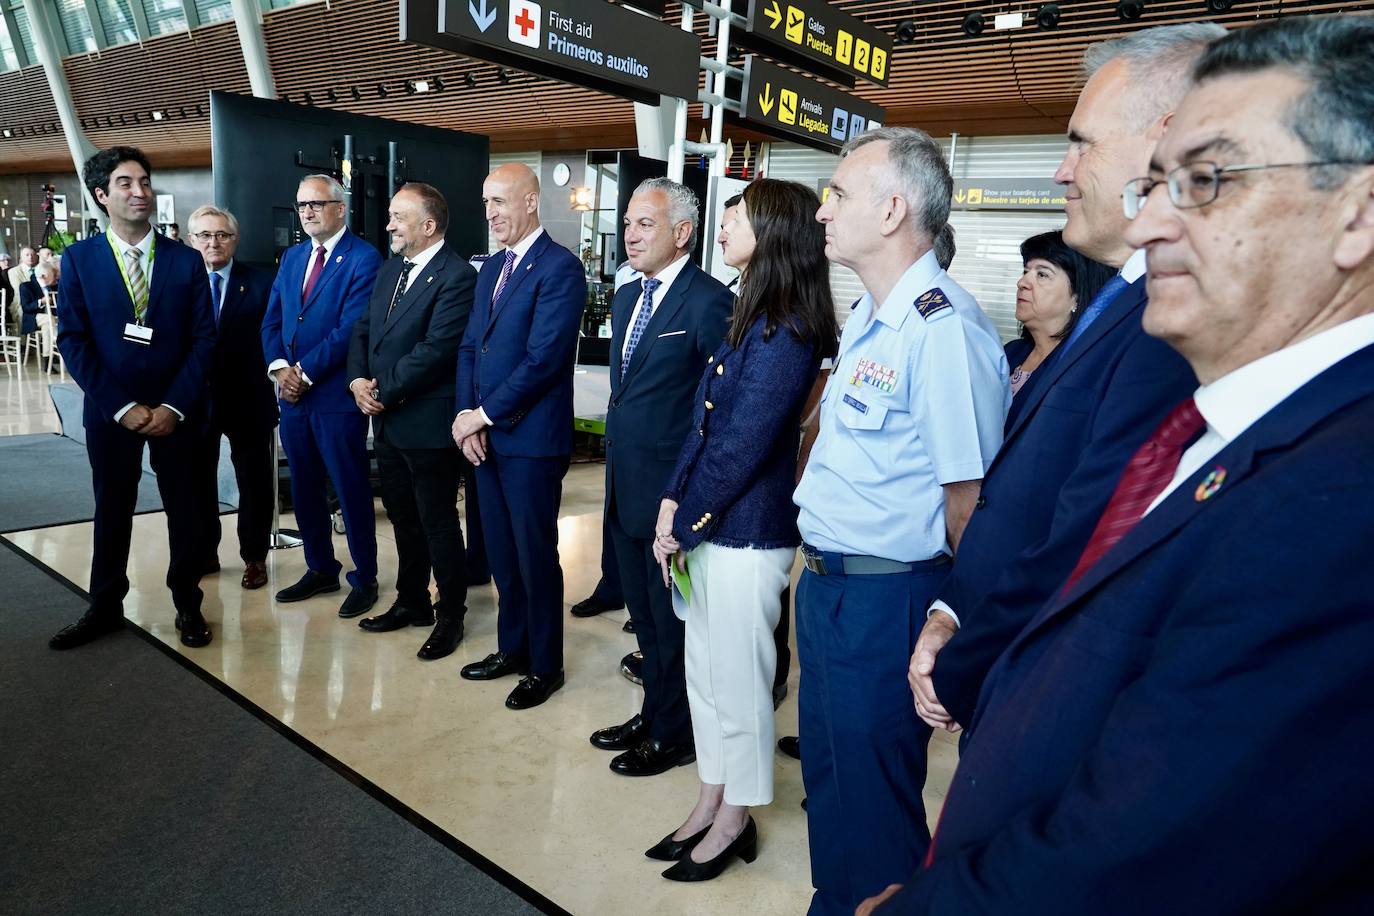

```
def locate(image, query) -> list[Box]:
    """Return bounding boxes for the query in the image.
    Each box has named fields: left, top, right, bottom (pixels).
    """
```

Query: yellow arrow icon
left=764, top=0, right=781, bottom=29
left=954, top=190, right=966, bottom=204
left=758, top=82, right=775, bottom=116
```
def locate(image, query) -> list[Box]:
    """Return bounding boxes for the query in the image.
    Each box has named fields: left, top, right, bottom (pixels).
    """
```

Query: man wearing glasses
left=188, top=205, right=277, bottom=590
left=261, top=175, right=383, bottom=616
left=866, top=14, right=1374, bottom=913
left=907, top=24, right=1220, bottom=744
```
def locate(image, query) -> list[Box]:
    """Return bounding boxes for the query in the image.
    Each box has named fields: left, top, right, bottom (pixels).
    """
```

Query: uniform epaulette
left=915, top=288, right=953, bottom=321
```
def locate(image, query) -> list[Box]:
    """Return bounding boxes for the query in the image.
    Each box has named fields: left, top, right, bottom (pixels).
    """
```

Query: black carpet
left=0, top=433, right=169, bottom=533
left=0, top=539, right=562, bottom=916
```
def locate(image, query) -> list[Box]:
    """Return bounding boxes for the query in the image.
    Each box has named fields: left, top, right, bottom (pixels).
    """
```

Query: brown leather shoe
left=241, top=561, right=268, bottom=590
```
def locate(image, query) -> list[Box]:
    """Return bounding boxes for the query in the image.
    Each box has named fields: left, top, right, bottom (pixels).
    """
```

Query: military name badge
left=842, top=393, right=869, bottom=414
left=850, top=356, right=898, bottom=392
left=915, top=287, right=953, bottom=320
left=1194, top=466, right=1227, bottom=502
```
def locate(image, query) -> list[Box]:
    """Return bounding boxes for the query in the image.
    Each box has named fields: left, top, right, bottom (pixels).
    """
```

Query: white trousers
left=36, top=313, right=55, bottom=356
left=683, top=541, right=794, bottom=806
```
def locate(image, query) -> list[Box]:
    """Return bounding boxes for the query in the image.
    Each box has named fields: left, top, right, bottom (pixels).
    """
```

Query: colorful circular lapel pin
left=1195, top=466, right=1227, bottom=502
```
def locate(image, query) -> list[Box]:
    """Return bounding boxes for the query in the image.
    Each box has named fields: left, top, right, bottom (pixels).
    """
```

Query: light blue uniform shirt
left=794, top=251, right=1010, bottom=562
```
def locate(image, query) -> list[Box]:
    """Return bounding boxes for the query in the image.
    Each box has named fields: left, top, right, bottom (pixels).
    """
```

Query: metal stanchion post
left=270, top=431, right=303, bottom=550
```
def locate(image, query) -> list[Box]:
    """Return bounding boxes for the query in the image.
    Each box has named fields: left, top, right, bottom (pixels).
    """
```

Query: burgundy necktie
left=302, top=245, right=327, bottom=302
left=1062, top=398, right=1206, bottom=592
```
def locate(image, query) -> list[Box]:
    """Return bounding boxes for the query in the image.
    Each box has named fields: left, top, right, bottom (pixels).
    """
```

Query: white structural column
left=22, top=0, right=103, bottom=224
left=231, top=0, right=276, bottom=98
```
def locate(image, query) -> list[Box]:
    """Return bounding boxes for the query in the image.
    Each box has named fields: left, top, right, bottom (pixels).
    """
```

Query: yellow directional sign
left=743, top=0, right=892, bottom=87
left=739, top=56, right=885, bottom=153
left=763, top=0, right=782, bottom=29
left=784, top=4, right=805, bottom=43
left=758, top=82, right=775, bottom=116
left=779, top=88, right=798, bottom=124
left=836, top=29, right=851, bottom=65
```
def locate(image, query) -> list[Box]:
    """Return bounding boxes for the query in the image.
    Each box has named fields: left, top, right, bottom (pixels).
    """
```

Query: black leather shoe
left=416, top=617, right=464, bottom=661
left=358, top=602, right=434, bottom=632
left=275, top=570, right=340, bottom=603
left=620, top=650, right=643, bottom=685
left=622, top=618, right=636, bottom=634
left=610, top=739, right=695, bottom=777
left=506, top=672, right=564, bottom=709
left=645, top=824, right=711, bottom=862
left=777, top=736, right=801, bottom=760
left=661, top=817, right=757, bottom=882
left=177, top=612, right=213, bottom=648
left=461, top=651, right=529, bottom=681
left=338, top=582, right=379, bottom=618
left=571, top=595, right=625, bottom=617
left=49, top=610, right=124, bottom=650
left=590, top=714, right=647, bottom=751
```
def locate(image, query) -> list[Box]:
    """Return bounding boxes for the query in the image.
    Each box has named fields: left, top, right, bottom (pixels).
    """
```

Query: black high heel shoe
left=660, top=817, right=757, bottom=882
left=644, top=823, right=711, bottom=861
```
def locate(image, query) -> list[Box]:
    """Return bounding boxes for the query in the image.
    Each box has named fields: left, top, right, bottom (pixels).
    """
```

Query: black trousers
left=589, top=513, right=625, bottom=605
left=195, top=415, right=274, bottom=564
left=373, top=435, right=468, bottom=619
left=87, top=419, right=203, bottom=617
left=461, top=459, right=489, bottom=582
left=609, top=505, right=691, bottom=744
left=776, top=585, right=793, bottom=692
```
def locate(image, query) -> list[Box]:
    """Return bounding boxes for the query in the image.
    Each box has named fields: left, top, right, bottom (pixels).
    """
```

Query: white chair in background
left=41, top=297, right=65, bottom=380
left=0, top=290, right=22, bottom=376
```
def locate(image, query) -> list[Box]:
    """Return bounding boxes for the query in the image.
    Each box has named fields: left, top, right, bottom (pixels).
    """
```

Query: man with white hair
left=21, top=259, right=60, bottom=361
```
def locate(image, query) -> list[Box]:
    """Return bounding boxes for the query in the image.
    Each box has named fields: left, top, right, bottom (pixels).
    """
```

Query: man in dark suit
left=907, top=24, right=1222, bottom=737
left=347, top=182, right=477, bottom=661
left=188, top=205, right=277, bottom=590
left=591, top=178, right=733, bottom=776
left=452, top=163, right=585, bottom=710
left=261, top=174, right=383, bottom=617
left=18, top=260, right=57, bottom=354
left=869, top=15, right=1374, bottom=914
left=50, top=146, right=215, bottom=650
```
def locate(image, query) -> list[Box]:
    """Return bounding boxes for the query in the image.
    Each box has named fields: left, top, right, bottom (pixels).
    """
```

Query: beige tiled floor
left=0, top=359, right=63, bottom=436
left=4, top=376, right=961, bottom=915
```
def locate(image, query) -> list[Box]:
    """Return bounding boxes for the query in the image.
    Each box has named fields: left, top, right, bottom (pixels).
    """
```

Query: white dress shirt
left=1146, top=312, right=1374, bottom=513
left=461, top=228, right=547, bottom=426
left=618, top=251, right=691, bottom=365
left=111, top=227, right=182, bottom=423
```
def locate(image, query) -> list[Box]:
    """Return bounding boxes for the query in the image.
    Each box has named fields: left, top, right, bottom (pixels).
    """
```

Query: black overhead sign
left=402, top=0, right=701, bottom=104
left=738, top=56, right=884, bottom=153
left=741, top=0, right=892, bottom=88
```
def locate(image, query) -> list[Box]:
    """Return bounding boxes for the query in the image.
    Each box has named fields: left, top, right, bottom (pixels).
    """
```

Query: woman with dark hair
left=648, top=178, right=838, bottom=881
left=1006, top=230, right=1115, bottom=398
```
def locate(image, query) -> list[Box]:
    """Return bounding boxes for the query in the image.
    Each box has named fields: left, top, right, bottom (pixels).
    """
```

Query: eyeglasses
left=295, top=199, right=343, bottom=214
left=191, top=231, right=237, bottom=243
left=1122, top=159, right=1371, bottom=219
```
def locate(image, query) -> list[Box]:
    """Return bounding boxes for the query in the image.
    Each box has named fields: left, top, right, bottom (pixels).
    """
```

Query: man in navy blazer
left=51, top=146, right=216, bottom=650
left=347, top=182, right=477, bottom=662
left=870, top=15, right=1374, bottom=913
left=908, top=24, right=1221, bottom=735
left=452, top=163, right=585, bottom=710
left=261, top=175, right=383, bottom=617
left=188, top=205, right=277, bottom=590
left=591, top=178, right=733, bottom=776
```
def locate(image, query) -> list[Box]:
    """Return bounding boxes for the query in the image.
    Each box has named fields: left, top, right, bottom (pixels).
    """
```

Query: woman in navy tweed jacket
left=648, top=179, right=839, bottom=881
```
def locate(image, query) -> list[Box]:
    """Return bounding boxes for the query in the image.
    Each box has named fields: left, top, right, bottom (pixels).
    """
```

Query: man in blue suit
left=869, top=15, right=1374, bottom=914
left=590, top=178, right=733, bottom=776
left=261, top=174, right=383, bottom=617
left=452, top=163, right=585, bottom=710
left=50, top=146, right=216, bottom=650
left=908, top=24, right=1222, bottom=736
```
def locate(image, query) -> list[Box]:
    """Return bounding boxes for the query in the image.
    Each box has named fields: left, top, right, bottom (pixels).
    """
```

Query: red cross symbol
left=515, top=7, right=535, bottom=36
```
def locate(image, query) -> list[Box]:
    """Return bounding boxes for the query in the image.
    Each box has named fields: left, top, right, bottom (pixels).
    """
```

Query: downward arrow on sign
left=758, top=83, right=775, bottom=116
left=764, top=0, right=782, bottom=29
left=469, top=0, right=496, bottom=32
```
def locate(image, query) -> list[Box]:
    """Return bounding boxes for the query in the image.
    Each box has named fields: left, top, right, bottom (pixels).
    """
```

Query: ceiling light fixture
left=1205, top=0, right=1232, bottom=10
left=497, top=67, right=512, bottom=84
left=962, top=12, right=986, bottom=36
left=895, top=19, right=918, bottom=42
left=1035, top=3, right=1061, bottom=29
left=1116, top=0, right=1145, bottom=20
left=151, top=110, right=166, bottom=121
left=464, top=72, right=478, bottom=90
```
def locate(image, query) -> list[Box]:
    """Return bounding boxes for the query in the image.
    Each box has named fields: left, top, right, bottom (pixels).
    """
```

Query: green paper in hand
left=672, top=553, right=691, bottom=603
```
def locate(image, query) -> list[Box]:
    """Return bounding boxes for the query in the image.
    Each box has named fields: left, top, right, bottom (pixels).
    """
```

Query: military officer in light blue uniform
left=794, top=127, right=1009, bottom=916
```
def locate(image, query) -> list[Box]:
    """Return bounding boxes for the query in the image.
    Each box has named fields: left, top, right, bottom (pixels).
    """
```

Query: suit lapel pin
left=427, top=276, right=433, bottom=283
left=335, top=255, right=343, bottom=263
left=1194, top=466, right=1227, bottom=502
left=525, top=262, right=533, bottom=270
left=239, top=285, right=246, bottom=293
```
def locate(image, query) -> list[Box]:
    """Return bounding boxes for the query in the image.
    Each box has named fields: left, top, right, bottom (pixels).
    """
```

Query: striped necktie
left=492, top=248, right=517, bottom=302
left=620, top=277, right=661, bottom=378
left=126, top=248, right=149, bottom=321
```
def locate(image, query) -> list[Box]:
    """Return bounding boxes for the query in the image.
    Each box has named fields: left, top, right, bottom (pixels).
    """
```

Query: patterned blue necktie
left=1061, top=272, right=1130, bottom=352
left=620, top=277, right=661, bottom=379
left=492, top=248, right=517, bottom=302
left=210, top=271, right=223, bottom=326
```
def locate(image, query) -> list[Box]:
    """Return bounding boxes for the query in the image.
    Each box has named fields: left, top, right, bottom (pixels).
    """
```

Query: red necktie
left=302, top=245, right=327, bottom=302
left=1063, top=398, right=1206, bottom=592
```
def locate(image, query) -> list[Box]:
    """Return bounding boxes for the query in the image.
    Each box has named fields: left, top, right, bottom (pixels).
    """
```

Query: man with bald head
left=453, top=163, right=586, bottom=709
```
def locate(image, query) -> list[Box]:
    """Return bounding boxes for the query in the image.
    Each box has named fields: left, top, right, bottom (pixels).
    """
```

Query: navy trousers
left=278, top=408, right=376, bottom=587
left=796, top=558, right=949, bottom=916
left=476, top=450, right=569, bottom=677
left=86, top=419, right=203, bottom=617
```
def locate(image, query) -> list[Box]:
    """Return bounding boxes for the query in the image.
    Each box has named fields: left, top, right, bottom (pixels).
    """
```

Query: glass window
left=56, top=0, right=97, bottom=53
left=193, top=0, right=232, bottom=24
left=141, top=0, right=186, bottom=36
left=95, top=0, right=138, bottom=45
left=0, top=16, right=19, bottom=70
left=11, top=6, right=34, bottom=65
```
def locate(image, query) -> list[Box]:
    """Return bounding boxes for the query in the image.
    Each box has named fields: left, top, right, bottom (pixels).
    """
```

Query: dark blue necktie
left=1062, top=272, right=1130, bottom=352
left=620, top=277, right=661, bottom=379
left=210, top=271, right=223, bottom=326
